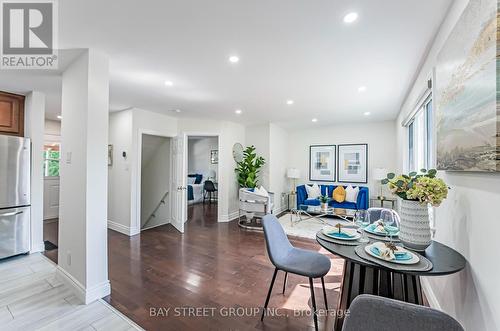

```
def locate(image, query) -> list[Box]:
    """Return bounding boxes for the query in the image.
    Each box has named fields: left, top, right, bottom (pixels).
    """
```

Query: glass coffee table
left=290, top=205, right=356, bottom=226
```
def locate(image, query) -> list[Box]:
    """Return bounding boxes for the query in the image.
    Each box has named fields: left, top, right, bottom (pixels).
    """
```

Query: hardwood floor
left=41, top=204, right=344, bottom=330
left=105, top=204, right=344, bottom=331
left=0, top=253, right=142, bottom=330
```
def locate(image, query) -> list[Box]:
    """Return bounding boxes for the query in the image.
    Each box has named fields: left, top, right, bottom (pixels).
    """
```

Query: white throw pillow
left=253, top=186, right=269, bottom=197
left=345, top=185, right=359, bottom=203
left=305, top=183, right=321, bottom=199
left=187, top=177, right=196, bottom=185
left=258, top=186, right=270, bottom=197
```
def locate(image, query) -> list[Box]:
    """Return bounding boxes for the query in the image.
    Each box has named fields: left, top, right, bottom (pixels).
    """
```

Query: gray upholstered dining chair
left=261, top=214, right=331, bottom=331
left=342, top=294, right=464, bottom=331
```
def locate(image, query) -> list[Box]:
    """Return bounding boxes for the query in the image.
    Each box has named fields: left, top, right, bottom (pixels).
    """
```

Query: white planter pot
left=398, top=199, right=431, bottom=251
left=321, top=202, right=328, bottom=211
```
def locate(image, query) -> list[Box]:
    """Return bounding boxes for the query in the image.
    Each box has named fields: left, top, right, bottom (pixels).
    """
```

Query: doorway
left=140, top=134, right=172, bottom=231
left=42, top=118, right=61, bottom=263
left=186, top=135, right=219, bottom=223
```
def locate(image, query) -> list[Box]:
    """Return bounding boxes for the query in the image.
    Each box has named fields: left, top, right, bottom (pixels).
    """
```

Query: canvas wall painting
left=210, top=150, right=218, bottom=164
left=108, top=144, right=113, bottom=166
left=337, top=144, right=368, bottom=183
left=435, top=0, right=499, bottom=172
left=309, top=145, right=336, bottom=181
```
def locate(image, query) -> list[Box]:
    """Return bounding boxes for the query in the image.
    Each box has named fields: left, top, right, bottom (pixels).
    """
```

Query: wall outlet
left=67, top=251, right=71, bottom=266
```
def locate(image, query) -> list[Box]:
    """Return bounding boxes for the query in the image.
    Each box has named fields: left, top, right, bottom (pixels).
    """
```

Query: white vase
left=321, top=202, right=328, bottom=211
left=398, top=199, right=431, bottom=251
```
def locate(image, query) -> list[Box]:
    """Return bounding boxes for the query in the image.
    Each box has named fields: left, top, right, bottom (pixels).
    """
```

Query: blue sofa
left=296, top=184, right=369, bottom=211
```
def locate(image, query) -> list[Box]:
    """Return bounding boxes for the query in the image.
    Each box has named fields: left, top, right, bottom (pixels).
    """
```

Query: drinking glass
left=380, top=209, right=395, bottom=242
left=354, top=210, right=370, bottom=243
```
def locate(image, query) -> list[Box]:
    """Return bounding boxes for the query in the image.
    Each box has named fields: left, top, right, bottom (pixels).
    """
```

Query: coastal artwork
left=435, top=0, right=499, bottom=172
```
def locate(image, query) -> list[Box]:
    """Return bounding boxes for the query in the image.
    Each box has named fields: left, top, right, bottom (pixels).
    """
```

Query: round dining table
left=316, top=233, right=467, bottom=331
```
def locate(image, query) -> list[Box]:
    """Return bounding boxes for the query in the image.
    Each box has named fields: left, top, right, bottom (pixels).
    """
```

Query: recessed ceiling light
left=364, top=112, right=371, bottom=116
left=235, top=109, right=242, bottom=115
left=358, top=86, right=367, bottom=92
left=312, top=118, right=318, bottom=122
left=57, top=115, right=62, bottom=119
left=229, top=55, right=239, bottom=63
left=286, top=99, right=294, bottom=105
left=164, top=80, right=173, bottom=87
left=343, top=12, right=358, bottom=23
left=175, top=109, right=181, bottom=113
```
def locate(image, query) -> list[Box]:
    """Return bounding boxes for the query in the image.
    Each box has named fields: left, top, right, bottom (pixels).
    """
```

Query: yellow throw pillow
left=333, top=186, right=346, bottom=203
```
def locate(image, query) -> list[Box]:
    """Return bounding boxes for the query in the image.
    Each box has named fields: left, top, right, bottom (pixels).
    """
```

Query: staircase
left=142, top=191, right=169, bottom=229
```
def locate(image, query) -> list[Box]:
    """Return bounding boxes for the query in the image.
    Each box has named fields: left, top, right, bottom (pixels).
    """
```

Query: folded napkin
left=371, top=242, right=411, bottom=261
left=367, top=221, right=399, bottom=235
left=323, top=226, right=357, bottom=238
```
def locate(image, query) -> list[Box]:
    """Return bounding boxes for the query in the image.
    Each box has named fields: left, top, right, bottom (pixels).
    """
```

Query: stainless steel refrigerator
left=0, top=135, right=31, bottom=259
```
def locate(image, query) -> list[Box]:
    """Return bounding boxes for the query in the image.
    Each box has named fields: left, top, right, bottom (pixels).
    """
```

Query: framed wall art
left=309, top=145, right=336, bottom=182
left=337, top=144, right=368, bottom=183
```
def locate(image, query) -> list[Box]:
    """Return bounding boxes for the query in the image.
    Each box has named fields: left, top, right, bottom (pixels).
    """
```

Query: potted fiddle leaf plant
left=235, top=145, right=265, bottom=188
left=319, top=195, right=329, bottom=211
left=381, top=169, right=449, bottom=251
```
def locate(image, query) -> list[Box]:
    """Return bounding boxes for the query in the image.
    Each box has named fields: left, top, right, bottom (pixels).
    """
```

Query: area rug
left=278, top=212, right=351, bottom=240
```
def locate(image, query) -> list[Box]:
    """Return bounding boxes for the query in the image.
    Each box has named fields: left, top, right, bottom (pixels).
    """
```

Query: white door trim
left=134, top=129, right=175, bottom=234
left=184, top=132, right=221, bottom=221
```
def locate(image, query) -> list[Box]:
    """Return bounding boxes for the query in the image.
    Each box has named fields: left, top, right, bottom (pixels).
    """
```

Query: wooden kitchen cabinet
left=0, top=91, right=25, bottom=136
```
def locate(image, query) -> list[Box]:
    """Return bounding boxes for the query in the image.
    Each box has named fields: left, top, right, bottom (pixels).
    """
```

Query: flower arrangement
left=381, top=169, right=449, bottom=206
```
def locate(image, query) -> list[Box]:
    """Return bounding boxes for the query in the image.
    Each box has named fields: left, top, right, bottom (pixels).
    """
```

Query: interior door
left=171, top=134, right=187, bottom=233
left=43, top=177, right=60, bottom=220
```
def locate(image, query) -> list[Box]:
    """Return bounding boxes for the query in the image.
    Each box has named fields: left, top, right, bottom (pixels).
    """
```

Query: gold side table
left=370, top=197, right=397, bottom=209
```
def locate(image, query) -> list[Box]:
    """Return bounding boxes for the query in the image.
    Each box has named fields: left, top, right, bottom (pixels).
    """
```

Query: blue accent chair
left=261, top=214, right=330, bottom=331
left=296, top=184, right=369, bottom=210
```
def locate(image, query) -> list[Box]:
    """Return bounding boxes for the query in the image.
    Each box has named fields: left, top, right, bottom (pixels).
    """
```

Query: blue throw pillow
left=194, top=174, right=203, bottom=184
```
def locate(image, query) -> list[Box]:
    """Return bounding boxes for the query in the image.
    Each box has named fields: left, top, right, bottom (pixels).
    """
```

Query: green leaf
left=409, top=171, right=417, bottom=177
left=428, top=169, right=437, bottom=177
left=396, top=180, right=404, bottom=187
left=420, top=168, right=427, bottom=173
left=381, top=179, right=389, bottom=185
left=387, top=173, right=395, bottom=179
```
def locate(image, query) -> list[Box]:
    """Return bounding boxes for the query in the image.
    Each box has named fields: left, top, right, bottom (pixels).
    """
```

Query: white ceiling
left=0, top=0, right=452, bottom=126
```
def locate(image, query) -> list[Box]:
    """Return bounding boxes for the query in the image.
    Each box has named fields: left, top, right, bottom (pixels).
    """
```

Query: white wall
left=179, top=118, right=245, bottom=221
left=287, top=121, right=397, bottom=195
left=396, top=0, right=500, bottom=329
left=269, top=123, right=289, bottom=213
left=141, top=135, right=171, bottom=228
left=245, top=124, right=270, bottom=188
left=58, top=50, right=110, bottom=303
left=188, top=137, right=218, bottom=180
left=24, top=91, right=46, bottom=253
left=107, top=108, right=178, bottom=235
left=245, top=123, right=289, bottom=213
left=107, top=110, right=133, bottom=234
left=44, top=119, right=61, bottom=142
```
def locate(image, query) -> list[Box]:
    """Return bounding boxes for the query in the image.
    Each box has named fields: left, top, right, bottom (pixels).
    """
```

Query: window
left=43, top=143, right=60, bottom=177
left=406, top=94, right=433, bottom=172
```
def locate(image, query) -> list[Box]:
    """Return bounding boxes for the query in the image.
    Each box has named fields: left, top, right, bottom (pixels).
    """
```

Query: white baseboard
left=107, top=220, right=139, bottom=236
left=218, top=210, right=239, bottom=222
left=141, top=220, right=171, bottom=231
left=30, top=241, right=45, bottom=254
left=421, top=277, right=441, bottom=310
left=56, top=266, right=111, bottom=304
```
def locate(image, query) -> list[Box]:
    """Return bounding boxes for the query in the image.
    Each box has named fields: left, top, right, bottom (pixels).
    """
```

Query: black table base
left=335, top=261, right=423, bottom=331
